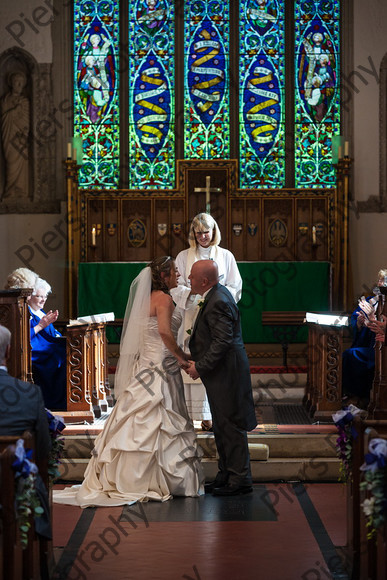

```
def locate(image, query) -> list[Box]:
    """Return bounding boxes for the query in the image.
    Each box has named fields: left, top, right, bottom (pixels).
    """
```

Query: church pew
left=359, top=426, right=387, bottom=580
left=0, top=504, right=3, bottom=580
left=0, top=445, right=24, bottom=580
left=349, top=417, right=387, bottom=580
left=0, top=432, right=49, bottom=580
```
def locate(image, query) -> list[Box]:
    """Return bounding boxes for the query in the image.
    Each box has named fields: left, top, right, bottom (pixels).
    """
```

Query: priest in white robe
left=170, top=213, right=242, bottom=430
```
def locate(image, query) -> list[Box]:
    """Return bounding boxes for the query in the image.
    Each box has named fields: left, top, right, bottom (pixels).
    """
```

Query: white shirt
left=171, top=245, right=242, bottom=310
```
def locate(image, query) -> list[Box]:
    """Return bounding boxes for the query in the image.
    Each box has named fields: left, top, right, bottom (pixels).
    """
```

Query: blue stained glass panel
left=128, top=0, right=175, bottom=189
left=184, top=1, right=230, bottom=159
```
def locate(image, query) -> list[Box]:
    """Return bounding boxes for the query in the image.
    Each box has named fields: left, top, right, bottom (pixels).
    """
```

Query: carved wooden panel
left=0, top=289, right=32, bottom=381
left=369, top=289, right=387, bottom=419
left=67, top=326, right=89, bottom=410
left=304, top=321, right=343, bottom=420
left=66, top=322, right=110, bottom=421
left=263, top=198, right=294, bottom=261
left=77, top=164, right=333, bottom=264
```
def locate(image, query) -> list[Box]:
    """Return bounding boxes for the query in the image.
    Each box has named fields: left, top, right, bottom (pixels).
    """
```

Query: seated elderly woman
left=5, top=268, right=67, bottom=410
left=342, top=268, right=387, bottom=407
left=29, top=277, right=67, bottom=410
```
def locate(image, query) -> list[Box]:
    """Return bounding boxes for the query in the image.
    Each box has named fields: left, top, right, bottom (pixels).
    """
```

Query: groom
left=185, top=260, right=257, bottom=496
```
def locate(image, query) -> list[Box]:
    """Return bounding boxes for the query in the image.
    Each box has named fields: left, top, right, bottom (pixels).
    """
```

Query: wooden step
left=57, top=456, right=340, bottom=483
left=57, top=431, right=340, bottom=482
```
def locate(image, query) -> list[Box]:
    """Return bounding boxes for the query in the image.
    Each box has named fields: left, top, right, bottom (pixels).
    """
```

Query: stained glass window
left=73, top=1, right=341, bottom=190
left=74, top=0, right=120, bottom=188
left=184, top=0, right=230, bottom=159
left=239, top=0, right=286, bottom=188
left=294, top=0, right=340, bottom=187
left=128, top=0, right=175, bottom=189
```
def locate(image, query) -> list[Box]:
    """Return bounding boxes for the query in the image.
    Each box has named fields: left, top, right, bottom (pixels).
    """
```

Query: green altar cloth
left=78, top=261, right=330, bottom=343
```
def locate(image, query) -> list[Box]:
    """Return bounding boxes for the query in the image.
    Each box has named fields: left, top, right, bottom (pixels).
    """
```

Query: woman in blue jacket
left=28, top=277, right=67, bottom=410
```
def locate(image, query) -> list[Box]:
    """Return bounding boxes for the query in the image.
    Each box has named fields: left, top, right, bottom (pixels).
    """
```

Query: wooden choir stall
left=0, top=289, right=33, bottom=382
left=0, top=288, right=112, bottom=423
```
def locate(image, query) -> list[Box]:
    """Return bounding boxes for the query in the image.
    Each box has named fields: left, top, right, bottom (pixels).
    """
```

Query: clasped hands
left=178, top=353, right=200, bottom=380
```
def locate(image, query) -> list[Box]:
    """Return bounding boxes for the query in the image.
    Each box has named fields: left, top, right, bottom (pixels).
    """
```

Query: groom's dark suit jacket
left=0, top=369, right=51, bottom=460
left=189, top=283, right=256, bottom=431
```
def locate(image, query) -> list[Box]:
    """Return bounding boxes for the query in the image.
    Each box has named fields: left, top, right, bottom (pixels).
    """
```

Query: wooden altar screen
left=65, top=158, right=352, bottom=318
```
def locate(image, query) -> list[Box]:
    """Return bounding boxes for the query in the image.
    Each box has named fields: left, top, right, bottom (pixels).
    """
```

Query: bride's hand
left=185, top=360, right=200, bottom=380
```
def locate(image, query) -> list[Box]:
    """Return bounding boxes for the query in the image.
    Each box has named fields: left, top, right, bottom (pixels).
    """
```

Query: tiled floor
left=51, top=482, right=349, bottom=580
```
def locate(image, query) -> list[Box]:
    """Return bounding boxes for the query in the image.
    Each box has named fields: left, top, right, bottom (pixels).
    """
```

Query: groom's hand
left=185, top=360, right=200, bottom=380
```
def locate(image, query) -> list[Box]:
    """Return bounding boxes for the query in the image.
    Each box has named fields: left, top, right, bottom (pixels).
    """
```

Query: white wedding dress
left=54, top=310, right=204, bottom=507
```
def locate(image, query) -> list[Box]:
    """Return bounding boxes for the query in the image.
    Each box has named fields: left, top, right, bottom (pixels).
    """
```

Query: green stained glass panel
left=74, top=0, right=120, bottom=188
left=294, top=0, right=340, bottom=187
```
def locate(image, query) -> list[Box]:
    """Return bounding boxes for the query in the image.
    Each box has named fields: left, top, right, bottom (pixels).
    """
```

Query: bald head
left=0, top=325, right=11, bottom=364
left=189, top=260, right=219, bottom=295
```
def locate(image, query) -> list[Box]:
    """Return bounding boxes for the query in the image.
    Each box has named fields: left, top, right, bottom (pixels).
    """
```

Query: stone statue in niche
left=0, top=71, right=30, bottom=200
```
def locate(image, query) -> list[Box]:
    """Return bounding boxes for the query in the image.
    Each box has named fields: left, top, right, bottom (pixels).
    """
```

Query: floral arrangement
left=46, top=410, right=65, bottom=484
left=332, top=405, right=363, bottom=483
left=12, top=439, right=43, bottom=549
left=360, top=437, right=387, bottom=539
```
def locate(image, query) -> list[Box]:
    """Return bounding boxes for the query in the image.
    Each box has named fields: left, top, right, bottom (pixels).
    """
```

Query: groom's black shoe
left=204, top=480, right=227, bottom=494
left=212, top=484, right=253, bottom=496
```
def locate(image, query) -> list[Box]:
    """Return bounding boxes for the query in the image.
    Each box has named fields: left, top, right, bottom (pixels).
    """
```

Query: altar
left=78, top=261, right=331, bottom=343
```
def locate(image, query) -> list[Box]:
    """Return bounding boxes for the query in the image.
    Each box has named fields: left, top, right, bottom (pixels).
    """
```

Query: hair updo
left=148, top=256, right=174, bottom=293
left=5, top=267, right=38, bottom=290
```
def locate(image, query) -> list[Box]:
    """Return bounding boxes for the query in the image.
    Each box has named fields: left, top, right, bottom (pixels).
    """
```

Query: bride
left=54, top=256, right=204, bottom=506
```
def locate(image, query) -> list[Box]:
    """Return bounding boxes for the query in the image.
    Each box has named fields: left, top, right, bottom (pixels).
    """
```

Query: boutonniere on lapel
left=198, top=300, right=205, bottom=309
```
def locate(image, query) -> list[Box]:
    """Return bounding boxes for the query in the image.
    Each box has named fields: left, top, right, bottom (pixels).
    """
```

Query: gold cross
left=194, top=175, right=222, bottom=214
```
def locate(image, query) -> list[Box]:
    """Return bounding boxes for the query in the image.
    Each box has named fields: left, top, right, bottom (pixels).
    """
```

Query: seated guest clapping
left=342, top=268, right=387, bottom=407
left=28, top=277, right=67, bottom=411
